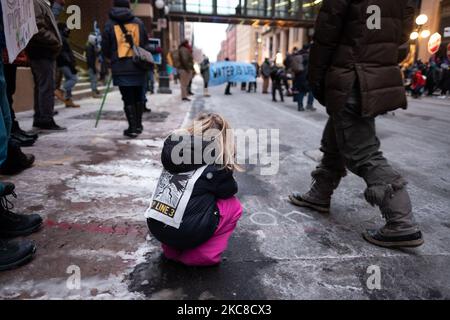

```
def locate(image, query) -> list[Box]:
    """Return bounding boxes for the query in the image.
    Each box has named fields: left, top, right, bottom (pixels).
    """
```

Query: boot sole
left=362, top=232, right=425, bottom=248
left=0, top=246, right=36, bottom=272
left=288, top=195, right=330, bottom=213
left=0, top=222, right=43, bottom=238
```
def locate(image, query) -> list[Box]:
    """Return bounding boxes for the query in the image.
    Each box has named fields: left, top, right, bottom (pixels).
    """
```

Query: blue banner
left=209, top=62, right=257, bottom=87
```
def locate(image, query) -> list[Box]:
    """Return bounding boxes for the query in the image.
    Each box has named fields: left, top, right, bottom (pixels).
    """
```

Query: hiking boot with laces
left=0, top=191, right=43, bottom=238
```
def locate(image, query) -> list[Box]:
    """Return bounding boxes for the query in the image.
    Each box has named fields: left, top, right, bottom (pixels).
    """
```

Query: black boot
left=136, top=103, right=144, bottom=135
left=12, top=121, right=38, bottom=140
left=0, top=239, right=36, bottom=272
left=123, top=105, right=138, bottom=138
left=0, top=190, right=43, bottom=238
left=10, top=133, right=36, bottom=147
left=289, top=167, right=345, bottom=213
left=0, top=140, right=35, bottom=175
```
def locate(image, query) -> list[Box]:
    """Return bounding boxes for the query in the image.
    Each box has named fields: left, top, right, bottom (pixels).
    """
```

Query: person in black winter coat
left=271, top=64, right=285, bottom=102
left=102, top=0, right=150, bottom=138
left=147, top=113, right=243, bottom=266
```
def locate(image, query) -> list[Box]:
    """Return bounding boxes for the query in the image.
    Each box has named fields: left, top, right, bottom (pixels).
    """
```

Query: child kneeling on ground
left=146, top=113, right=243, bottom=266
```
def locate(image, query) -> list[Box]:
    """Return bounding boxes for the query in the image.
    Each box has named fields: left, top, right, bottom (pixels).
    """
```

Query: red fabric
left=411, top=71, right=425, bottom=89
left=2, top=49, right=30, bottom=66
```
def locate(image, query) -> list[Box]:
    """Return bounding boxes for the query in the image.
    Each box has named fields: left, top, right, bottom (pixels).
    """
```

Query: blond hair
left=181, top=113, right=243, bottom=172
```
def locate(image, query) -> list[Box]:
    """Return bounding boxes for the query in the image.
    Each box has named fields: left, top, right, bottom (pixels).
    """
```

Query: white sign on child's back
left=1, top=0, right=38, bottom=63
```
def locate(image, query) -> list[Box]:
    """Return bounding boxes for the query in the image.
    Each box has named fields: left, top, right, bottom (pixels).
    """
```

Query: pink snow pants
left=162, top=197, right=243, bottom=266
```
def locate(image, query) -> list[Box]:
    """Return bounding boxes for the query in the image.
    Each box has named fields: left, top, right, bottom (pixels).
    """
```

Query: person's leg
left=29, top=60, right=41, bottom=122
left=225, top=82, right=231, bottom=95
left=332, top=102, right=422, bottom=246
left=4, top=64, right=17, bottom=122
left=179, top=70, right=189, bottom=99
left=61, top=66, right=77, bottom=100
left=176, top=197, right=243, bottom=266
left=119, top=86, right=137, bottom=138
left=272, top=82, right=277, bottom=101
left=289, top=118, right=346, bottom=212
left=306, top=90, right=316, bottom=110
left=279, top=85, right=284, bottom=102
left=33, top=59, right=56, bottom=123
left=88, top=68, right=98, bottom=93
left=0, top=61, right=11, bottom=164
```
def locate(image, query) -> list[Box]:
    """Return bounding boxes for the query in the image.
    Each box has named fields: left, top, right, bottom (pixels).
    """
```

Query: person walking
left=247, top=61, right=259, bottom=93
left=102, top=0, right=150, bottom=138
left=86, top=33, right=101, bottom=98
left=261, top=58, right=271, bottom=94
left=289, top=0, right=424, bottom=248
left=270, top=64, right=285, bottom=102
left=177, top=40, right=194, bottom=102
left=27, top=0, right=65, bottom=131
left=293, top=44, right=315, bottom=112
left=200, top=55, right=211, bottom=97
left=57, top=22, right=80, bottom=108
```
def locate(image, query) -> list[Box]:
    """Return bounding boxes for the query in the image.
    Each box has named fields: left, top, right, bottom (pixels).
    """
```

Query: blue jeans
left=88, top=68, right=98, bottom=92
left=297, top=91, right=314, bottom=108
left=61, top=66, right=79, bottom=99
left=0, top=60, right=12, bottom=194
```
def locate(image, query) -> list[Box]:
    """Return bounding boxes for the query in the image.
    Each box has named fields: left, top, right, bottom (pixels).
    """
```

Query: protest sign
left=1, top=0, right=38, bottom=63
left=209, top=61, right=257, bottom=87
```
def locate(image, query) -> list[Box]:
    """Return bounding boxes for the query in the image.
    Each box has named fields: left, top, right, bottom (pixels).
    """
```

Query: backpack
left=290, top=54, right=304, bottom=74
left=170, top=49, right=182, bottom=69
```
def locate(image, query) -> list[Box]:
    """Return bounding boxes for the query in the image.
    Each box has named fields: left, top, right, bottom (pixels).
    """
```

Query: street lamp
left=155, top=0, right=165, bottom=9
left=410, top=14, right=430, bottom=61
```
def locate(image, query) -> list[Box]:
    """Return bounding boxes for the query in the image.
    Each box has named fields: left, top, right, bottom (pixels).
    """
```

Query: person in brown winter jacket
left=289, top=0, right=424, bottom=248
left=26, top=0, right=64, bottom=131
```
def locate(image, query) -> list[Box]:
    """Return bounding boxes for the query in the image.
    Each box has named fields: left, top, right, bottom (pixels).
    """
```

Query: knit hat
left=113, top=0, right=130, bottom=8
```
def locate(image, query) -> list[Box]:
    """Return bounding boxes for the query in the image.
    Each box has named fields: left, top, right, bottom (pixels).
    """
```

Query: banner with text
left=1, top=0, right=38, bottom=63
left=209, top=61, right=257, bottom=87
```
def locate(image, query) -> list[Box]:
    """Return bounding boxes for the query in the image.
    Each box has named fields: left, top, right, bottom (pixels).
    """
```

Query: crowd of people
left=404, top=58, right=450, bottom=99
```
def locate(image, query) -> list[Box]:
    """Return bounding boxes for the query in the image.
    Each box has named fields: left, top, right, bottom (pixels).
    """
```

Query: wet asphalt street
left=1, top=79, right=449, bottom=300
left=129, top=79, right=450, bottom=300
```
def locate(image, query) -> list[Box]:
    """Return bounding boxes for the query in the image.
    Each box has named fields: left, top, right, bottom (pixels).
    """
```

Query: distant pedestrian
left=270, top=64, right=285, bottom=102
left=261, top=58, right=271, bottom=94
left=293, top=44, right=315, bottom=111
left=247, top=61, right=259, bottom=93
left=200, top=55, right=211, bottom=97
left=147, top=113, right=243, bottom=266
left=86, top=33, right=101, bottom=99
left=411, top=69, right=425, bottom=99
left=176, top=40, right=194, bottom=102
left=57, top=22, right=80, bottom=108
left=224, top=57, right=232, bottom=95
left=102, top=0, right=150, bottom=138
left=438, top=64, right=450, bottom=98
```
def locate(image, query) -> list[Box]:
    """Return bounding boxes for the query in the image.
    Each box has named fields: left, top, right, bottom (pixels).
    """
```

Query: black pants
left=4, top=64, right=17, bottom=121
left=119, top=86, right=144, bottom=106
left=272, top=81, right=283, bottom=101
left=247, top=82, right=257, bottom=92
left=225, top=82, right=231, bottom=95
left=30, top=58, right=56, bottom=122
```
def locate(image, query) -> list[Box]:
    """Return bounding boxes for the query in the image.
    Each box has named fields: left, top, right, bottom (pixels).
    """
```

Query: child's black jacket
left=147, top=134, right=238, bottom=250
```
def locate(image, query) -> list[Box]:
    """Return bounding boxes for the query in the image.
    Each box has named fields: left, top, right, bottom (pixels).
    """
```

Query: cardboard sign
left=1, top=0, right=38, bottom=63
